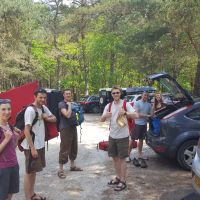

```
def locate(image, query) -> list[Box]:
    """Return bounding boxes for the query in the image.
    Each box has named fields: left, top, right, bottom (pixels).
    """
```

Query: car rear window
left=186, top=108, right=200, bottom=120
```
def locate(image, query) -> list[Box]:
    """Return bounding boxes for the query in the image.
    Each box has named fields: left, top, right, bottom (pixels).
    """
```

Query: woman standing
left=153, top=92, right=165, bottom=112
left=0, top=99, right=20, bottom=200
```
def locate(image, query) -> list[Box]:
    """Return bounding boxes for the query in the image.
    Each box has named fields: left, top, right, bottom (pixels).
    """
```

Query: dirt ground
left=14, top=114, right=197, bottom=200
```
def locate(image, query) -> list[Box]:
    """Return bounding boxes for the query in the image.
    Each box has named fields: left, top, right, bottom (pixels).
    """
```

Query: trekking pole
left=79, top=124, right=82, bottom=143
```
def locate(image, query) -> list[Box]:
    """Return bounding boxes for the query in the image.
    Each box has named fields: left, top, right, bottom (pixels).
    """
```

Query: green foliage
left=1, top=0, right=199, bottom=96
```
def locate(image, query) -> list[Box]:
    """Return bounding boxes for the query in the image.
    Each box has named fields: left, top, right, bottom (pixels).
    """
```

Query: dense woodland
left=0, top=0, right=200, bottom=97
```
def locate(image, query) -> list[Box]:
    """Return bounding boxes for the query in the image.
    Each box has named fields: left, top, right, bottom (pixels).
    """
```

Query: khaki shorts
left=108, top=136, right=129, bottom=159
left=24, top=148, right=46, bottom=174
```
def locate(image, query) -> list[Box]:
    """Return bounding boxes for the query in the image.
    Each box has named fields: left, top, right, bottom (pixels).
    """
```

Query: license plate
left=194, top=175, right=200, bottom=189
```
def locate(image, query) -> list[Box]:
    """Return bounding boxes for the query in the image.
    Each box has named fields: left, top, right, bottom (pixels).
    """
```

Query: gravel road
left=14, top=114, right=197, bottom=200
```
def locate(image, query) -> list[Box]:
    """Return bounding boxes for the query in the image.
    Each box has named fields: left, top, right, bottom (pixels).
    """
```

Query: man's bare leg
left=119, top=158, right=127, bottom=182
left=24, top=172, right=36, bottom=200
left=112, top=157, right=121, bottom=179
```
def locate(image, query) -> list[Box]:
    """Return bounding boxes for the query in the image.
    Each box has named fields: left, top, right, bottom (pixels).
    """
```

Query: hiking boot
left=139, top=158, right=148, bottom=168
left=132, top=158, right=140, bottom=167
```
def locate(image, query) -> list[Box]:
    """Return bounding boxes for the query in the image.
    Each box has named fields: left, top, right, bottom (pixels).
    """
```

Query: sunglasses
left=112, top=92, right=120, bottom=95
left=0, top=99, right=11, bottom=105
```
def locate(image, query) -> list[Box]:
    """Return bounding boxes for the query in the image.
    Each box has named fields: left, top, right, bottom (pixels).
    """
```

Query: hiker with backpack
left=100, top=86, right=138, bottom=191
left=20, top=88, right=56, bottom=200
left=58, top=89, right=83, bottom=179
left=0, top=99, right=20, bottom=200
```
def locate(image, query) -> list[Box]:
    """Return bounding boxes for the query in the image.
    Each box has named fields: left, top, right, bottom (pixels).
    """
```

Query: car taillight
left=85, top=102, right=92, bottom=105
left=198, top=139, right=200, bottom=147
left=153, top=146, right=167, bottom=153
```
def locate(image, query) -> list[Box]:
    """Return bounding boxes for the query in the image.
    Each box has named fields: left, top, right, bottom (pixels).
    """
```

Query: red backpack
left=97, top=100, right=137, bottom=151
left=108, top=100, right=135, bottom=133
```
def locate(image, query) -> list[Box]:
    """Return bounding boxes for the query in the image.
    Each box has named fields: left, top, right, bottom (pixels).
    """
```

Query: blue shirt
left=134, top=100, right=152, bottom=125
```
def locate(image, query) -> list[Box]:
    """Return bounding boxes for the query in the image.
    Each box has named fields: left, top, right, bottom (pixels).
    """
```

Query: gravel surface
left=14, top=114, right=197, bottom=200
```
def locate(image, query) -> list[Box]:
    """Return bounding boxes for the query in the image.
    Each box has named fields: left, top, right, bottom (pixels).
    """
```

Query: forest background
left=1, top=0, right=200, bottom=98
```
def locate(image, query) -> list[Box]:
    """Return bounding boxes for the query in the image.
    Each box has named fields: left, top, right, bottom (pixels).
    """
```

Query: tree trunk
left=186, top=31, right=200, bottom=96
left=109, top=51, right=115, bottom=87
left=193, top=59, right=200, bottom=97
left=80, top=14, right=89, bottom=96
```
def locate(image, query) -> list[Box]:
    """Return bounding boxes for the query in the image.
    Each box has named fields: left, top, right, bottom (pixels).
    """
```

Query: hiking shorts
left=59, top=126, right=78, bottom=164
left=0, top=165, right=19, bottom=200
left=108, top=136, right=129, bottom=159
left=24, top=147, right=46, bottom=174
left=131, top=124, right=147, bottom=140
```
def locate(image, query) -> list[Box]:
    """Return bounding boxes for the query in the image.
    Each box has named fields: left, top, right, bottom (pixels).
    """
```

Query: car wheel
left=92, top=106, right=100, bottom=113
left=177, top=140, right=197, bottom=171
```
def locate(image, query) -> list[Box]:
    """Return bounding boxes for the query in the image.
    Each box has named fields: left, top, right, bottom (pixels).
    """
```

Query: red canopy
left=0, top=81, right=38, bottom=125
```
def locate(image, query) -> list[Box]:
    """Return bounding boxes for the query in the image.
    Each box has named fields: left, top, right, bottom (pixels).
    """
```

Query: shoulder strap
left=29, top=104, right=39, bottom=127
left=108, top=101, right=113, bottom=112
left=123, top=100, right=127, bottom=111
left=41, top=105, right=45, bottom=113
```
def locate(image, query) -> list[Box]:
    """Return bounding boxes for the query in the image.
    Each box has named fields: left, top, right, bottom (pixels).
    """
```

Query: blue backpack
left=71, top=102, right=84, bottom=126
left=152, top=117, right=160, bottom=136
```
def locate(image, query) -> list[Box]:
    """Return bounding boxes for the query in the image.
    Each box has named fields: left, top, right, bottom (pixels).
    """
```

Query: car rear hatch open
left=147, top=72, right=194, bottom=135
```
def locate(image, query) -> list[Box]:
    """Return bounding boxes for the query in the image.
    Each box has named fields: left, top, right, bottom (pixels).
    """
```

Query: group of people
left=0, top=88, right=82, bottom=200
left=101, top=86, right=165, bottom=191
left=0, top=86, right=165, bottom=199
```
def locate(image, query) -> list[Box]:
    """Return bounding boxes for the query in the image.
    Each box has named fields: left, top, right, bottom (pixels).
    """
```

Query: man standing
left=21, top=88, right=56, bottom=200
left=132, top=91, right=153, bottom=168
left=58, top=89, right=82, bottom=179
left=101, top=86, right=138, bottom=191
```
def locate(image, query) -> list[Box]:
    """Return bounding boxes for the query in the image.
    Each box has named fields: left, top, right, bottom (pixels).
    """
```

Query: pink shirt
left=0, top=127, right=18, bottom=168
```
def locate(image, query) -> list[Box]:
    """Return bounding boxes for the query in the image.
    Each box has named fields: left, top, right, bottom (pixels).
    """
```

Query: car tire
left=92, top=106, right=100, bottom=113
left=177, top=140, right=197, bottom=171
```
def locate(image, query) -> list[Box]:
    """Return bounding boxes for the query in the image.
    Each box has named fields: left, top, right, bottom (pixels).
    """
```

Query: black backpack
left=46, top=90, right=64, bottom=129
left=15, top=104, right=44, bottom=151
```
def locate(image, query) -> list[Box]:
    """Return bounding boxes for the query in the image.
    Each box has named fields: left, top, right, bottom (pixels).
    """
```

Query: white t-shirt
left=21, top=105, right=52, bottom=150
left=103, top=99, right=135, bottom=139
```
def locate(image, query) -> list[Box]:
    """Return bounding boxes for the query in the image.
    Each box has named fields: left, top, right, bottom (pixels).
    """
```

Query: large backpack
left=15, top=104, right=45, bottom=151
left=108, top=100, right=135, bottom=133
left=71, top=102, right=84, bottom=126
left=60, top=101, right=84, bottom=127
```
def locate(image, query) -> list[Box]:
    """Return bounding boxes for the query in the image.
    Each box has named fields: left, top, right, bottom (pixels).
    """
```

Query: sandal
left=58, top=170, right=66, bottom=179
left=31, top=193, right=46, bottom=200
left=114, top=181, right=127, bottom=191
left=108, top=177, right=120, bottom=186
left=70, top=166, right=83, bottom=171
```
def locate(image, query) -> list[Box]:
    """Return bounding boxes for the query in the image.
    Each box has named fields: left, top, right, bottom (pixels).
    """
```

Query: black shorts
left=131, top=124, right=147, bottom=140
left=0, top=165, right=19, bottom=200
